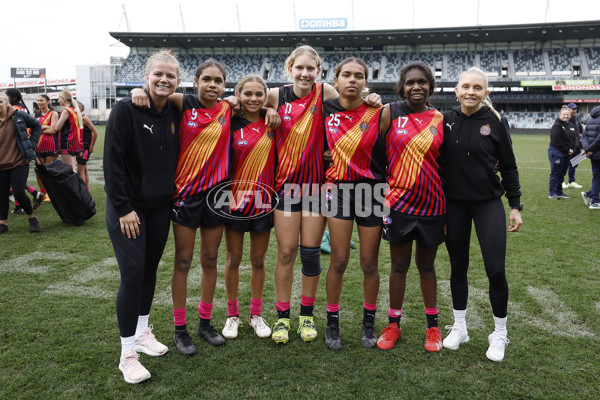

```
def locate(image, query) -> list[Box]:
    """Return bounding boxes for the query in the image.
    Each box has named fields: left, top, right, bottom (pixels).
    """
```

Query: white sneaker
left=134, top=325, right=168, bottom=356
left=119, top=349, right=151, bottom=384
left=486, top=331, right=510, bottom=362
left=442, top=324, right=470, bottom=350
left=222, top=316, right=241, bottom=339
left=562, top=182, right=568, bottom=189
left=581, top=191, right=592, bottom=206
left=568, top=182, right=583, bottom=189
left=249, top=315, right=271, bottom=338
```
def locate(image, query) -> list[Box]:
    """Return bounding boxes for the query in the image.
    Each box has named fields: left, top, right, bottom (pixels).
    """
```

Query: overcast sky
left=1, top=0, right=598, bottom=83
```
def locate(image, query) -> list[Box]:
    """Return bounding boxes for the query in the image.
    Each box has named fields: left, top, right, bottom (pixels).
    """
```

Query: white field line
left=0, top=251, right=79, bottom=274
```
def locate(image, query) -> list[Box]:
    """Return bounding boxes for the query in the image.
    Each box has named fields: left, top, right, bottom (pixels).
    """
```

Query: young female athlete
left=376, top=61, right=445, bottom=353
left=133, top=59, right=241, bottom=355
left=221, top=75, right=276, bottom=340
left=441, top=67, right=522, bottom=362
left=76, top=102, right=99, bottom=188
left=105, top=50, right=181, bottom=383
left=265, top=45, right=380, bottom=344
left=55, top=89, right=83, bottom=174
left=35, top=94, right=59, bottom=201
left=322, top=57, right=385, bottom=350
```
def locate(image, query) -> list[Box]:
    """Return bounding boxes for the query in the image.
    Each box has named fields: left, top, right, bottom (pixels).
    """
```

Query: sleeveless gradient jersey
left=36, top=110, right=57, bottom=153
left=230, top=116, right=276, bottom=215
left=324, top=99, right=385, bottom=183
left=59, top=106, right=83, bottom=153
left=275, top=83, right=325, bottom=195
left=385, top=102, right=445, bottom=216
left=174, top=95, right=231, bottom=201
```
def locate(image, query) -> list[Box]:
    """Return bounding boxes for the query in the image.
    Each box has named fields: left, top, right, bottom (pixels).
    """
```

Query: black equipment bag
left=34, top=160, right=96, bottom=226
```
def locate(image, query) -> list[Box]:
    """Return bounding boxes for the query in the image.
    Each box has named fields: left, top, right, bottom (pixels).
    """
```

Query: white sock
left=135, top=314, right=150, bottom=337
left=493, top=316, right=508, bottom=336
left=120, top=335, right=135, bottom=357
left=453, top=309, right=467, bottom=329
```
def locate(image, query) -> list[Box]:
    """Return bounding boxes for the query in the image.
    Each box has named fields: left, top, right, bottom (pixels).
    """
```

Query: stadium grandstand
left=110, top=20, right=600, bottom=131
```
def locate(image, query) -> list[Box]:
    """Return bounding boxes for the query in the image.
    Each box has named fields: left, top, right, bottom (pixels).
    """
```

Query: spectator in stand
left=580, top=105, right=600, bottom=209
left=562, top=103, right=584, bottom=189
left=548, top=107, right=574, bottom=200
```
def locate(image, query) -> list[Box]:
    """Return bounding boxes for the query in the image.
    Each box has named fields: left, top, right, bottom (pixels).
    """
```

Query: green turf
left=0, top=134, right=598, bottom=399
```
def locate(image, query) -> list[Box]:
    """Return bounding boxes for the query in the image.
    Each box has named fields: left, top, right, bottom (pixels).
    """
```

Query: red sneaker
left=424, top=327, right=442, bottom=352
left=376, top=323, right=402, bottom=350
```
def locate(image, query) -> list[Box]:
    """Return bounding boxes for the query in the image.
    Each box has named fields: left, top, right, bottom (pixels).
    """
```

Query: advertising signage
left=11, top=68, right=46, bottom=79
left=299, top=18, right=347, bottom=30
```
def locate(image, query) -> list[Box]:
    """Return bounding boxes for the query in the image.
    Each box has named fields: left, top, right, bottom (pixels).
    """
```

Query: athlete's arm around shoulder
left=323, top=83, right=338, bottom=102
left=130, top=89, right=183, bottom=112
left=378, top=104, right=392, bottom=138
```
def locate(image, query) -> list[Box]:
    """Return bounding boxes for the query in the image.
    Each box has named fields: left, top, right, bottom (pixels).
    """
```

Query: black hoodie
left=549, top=117, right=575, bottom=155
left=104, top=95, right=180, bottom=217
left=442, top=106, right=521, bottom=208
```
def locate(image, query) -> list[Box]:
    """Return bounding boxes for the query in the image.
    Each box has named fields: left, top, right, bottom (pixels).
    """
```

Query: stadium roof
left=110, top=20, right=600, bottom=48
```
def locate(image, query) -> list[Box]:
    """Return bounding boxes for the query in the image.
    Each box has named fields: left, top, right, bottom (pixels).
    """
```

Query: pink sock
left=198, top=301, right=213, bottom=320
left=326, top=302, right=340, bottom=312
left=301, top=295, right=315, bottom=307
left=364, top=302, right=377, bottom=311
left=275, top=301, right=290, bottom=312
left=425, top=307, right=438, bottom=315
left=389, top=308, right=402, bottom=318
left=250, top=298, right=262, bottom=316
left=173, top=308, right=187, bottom=327
left=227, top=299, right=239, bottom=317
left=27, top=186, right=35, bottom=194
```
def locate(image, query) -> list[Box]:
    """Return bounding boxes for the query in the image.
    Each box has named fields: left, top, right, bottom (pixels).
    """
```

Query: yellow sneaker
left=271, top=318, right=290, bottom=344
left=297, top=316, right=317, bottom=342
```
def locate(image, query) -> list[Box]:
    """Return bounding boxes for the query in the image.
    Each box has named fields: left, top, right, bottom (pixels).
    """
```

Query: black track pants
left=106, top=198, right=171, bottom=337
left=445, top=198, right=508, bottom=318
left=0, top=164, right=33, bottom=219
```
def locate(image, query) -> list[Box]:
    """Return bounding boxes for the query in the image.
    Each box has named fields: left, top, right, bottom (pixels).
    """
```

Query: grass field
left=1, top=129, right=599, bottom=399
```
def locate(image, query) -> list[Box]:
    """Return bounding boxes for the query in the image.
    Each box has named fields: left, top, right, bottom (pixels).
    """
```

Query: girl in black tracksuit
left=441, top=67, right=522, bottom=363
left=104, top=50, right=181, bottom=384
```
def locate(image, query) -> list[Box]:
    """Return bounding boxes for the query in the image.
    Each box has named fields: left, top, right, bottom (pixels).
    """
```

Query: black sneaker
left=361, top=323, right=377, bottom=348
left=0, top=224, right=8, bottom=234
left=324, top=324, right=342, bottom=351
left=197, top=322, right=225, bottom=346
left=11, top=207, right=25, bottom=215
left=28, top=217, right=40, bottom=233
left=33, top=192, right=45, bottom=210
left=174, top=330, right=197, bottom=356
left=556, top=193, right=571, bottom=199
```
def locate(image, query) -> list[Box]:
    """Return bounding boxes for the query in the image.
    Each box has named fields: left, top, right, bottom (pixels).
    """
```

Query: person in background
left=55, top=89, right=83, bottom=175
left=0, top=91, right=42, bottom=233
left=6, top=88, right=44, bottom=212
left=562, top=103, right=583, bottom=189
left=76, top=102, right=98, bottom=188
left=35, top=94, right=59, bottom=203
left=441, top=67, right=522, bottom=363
left=548, top=107, right=574, bottom=200
left=581, top=105, right=600, bottom=209
left=104, top=49, right=181, bottom=384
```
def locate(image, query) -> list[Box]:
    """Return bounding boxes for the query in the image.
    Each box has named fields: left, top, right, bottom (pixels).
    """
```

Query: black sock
left=363, top=308, right=376, bottom=325
left=327, top=311, right=339, bottom=326
left=199, top=317, right=211, bottom=327
left=277, top=308, right=290, bottom=319
left=389, top=316, right=401, bottom=329
left=426, top=313, right=439, bottom=328
left=300, top=304, right=314, bottom=317
left=175, top=324, right=187, bottom=332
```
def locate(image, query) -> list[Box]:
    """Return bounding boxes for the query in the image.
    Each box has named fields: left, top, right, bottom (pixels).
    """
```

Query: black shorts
left=171, top=190, right=227, bottom=229
left=76, top=149, right=90, bottom=165
left=324, top=181, right=385, bottom=227
left=225, top=210, right=274, bottom=233
left=382, top=209, right=446, bottom=247
left=274, top=184, right=322, bottom=214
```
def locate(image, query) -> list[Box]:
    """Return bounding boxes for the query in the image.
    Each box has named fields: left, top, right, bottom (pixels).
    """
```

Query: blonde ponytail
left=59, top=89, right=83, bottom=129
